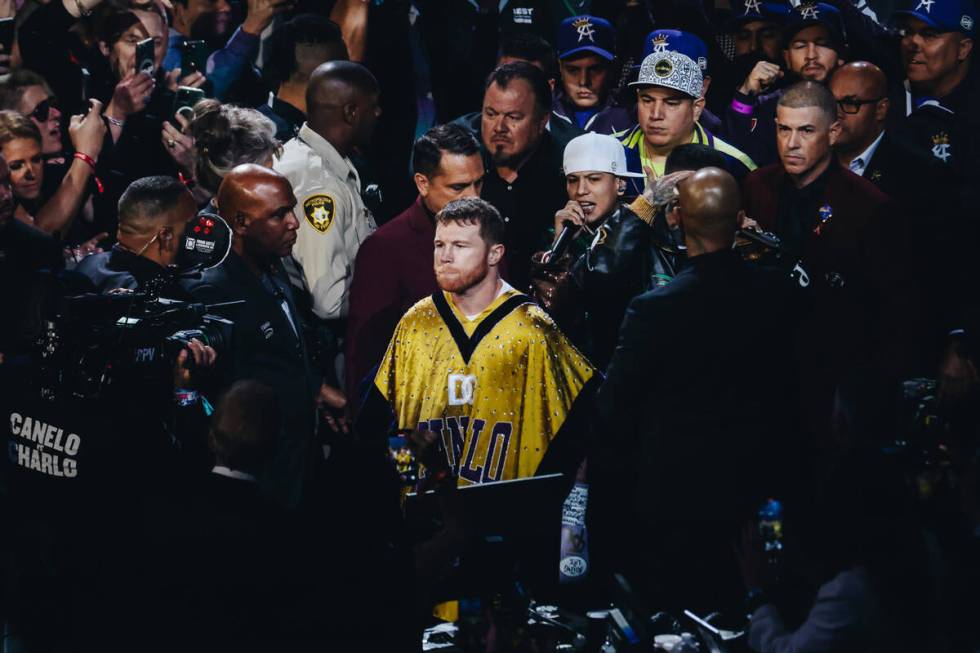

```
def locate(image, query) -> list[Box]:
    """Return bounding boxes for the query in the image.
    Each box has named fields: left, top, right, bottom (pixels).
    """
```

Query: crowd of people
left=1, top=0, right=979, bottom=650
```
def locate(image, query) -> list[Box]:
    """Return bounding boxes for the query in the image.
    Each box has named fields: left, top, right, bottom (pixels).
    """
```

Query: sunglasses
left=28, top=97, right=59, bottom=122
left=836, top=95, right=883, bottom=114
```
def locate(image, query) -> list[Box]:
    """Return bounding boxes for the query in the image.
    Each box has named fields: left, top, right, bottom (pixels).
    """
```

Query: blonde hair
left=0, top=110, right=41, bottom=148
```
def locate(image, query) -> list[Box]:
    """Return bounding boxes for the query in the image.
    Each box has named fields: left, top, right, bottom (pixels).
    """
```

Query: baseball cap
left=563, top=132, right=645, bottom=178
left=784, top=2, right=847, bottom=50
left=892, top=0, right=977, bottom=35
left=556, top=15, right=616, bottom=61
left=728, top=0, right=791, bottom=27
left=642, top=29, right=709, bottom=73
left=629, top=50, right=704, bottom=99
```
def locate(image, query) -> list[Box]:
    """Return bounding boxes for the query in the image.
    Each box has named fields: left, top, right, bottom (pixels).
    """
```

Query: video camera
left=22, top=210, right=239, bottom=402
left=29, top=273, right=237, bottom=403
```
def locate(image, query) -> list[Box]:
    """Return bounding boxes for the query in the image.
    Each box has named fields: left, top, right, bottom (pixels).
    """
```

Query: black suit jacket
left=594, top=250, right=801, bottom=526
left=589, top=250, right=802, bottom=610
left=862, top=130, right=962, bottom=335
left=145, top=472, right=316, bottom=649
left=183, top=252, right=320, bottom=509
left=862, top=130, right=951, bottom=208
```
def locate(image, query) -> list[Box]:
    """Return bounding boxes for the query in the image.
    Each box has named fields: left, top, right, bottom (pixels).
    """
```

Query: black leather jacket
left=569, top=204, right=684, bottom=368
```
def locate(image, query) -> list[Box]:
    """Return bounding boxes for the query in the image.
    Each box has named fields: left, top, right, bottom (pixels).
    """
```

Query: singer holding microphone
left=531, top=132, right=680, bottom=369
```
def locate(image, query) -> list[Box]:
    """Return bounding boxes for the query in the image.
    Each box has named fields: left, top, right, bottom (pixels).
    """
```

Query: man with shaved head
left=830, top=61, right=890, bottom=176
left=832, top=62, right=965, bottom=401
left=184, top=164, right=321, bottom=509
left=743, top=80, right=925, bottom=450
left=590, top=167, right=801, bottom=615
left=274, top=60, right=380, bottom=324
left=831, top=62, right=951, bottom=206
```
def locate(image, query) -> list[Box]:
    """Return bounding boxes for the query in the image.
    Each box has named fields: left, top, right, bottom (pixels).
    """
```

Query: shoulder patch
left=304, top=194, right=336, bottom=233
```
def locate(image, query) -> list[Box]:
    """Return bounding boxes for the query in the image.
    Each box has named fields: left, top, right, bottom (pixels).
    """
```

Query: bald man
left=78, top=176, right=196, bottom=292
left=831, top=63, right=961, bottom=389
left=831, top=62, right=952, bottom=210
left=590, top=167, right=801, bottom=616
left=184, top=164, right=322, bottom=509
left=274, top=60, right=380, bottom=323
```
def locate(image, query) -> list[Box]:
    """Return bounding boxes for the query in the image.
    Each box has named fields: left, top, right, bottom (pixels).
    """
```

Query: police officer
left=273, top=60, right=379, bottom=322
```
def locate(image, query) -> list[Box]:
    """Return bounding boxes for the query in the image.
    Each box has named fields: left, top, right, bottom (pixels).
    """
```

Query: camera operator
left=77, top=175, right=197, bottom=293
left=1, top=183, right=220, bottom=651
left=74, top=175, right=218, bottom=466
left=183, top=163, right=335, bottom=510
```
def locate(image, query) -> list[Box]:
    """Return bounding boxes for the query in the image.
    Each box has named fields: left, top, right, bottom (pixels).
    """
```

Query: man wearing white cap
left=616, top=49, right=756, bottom=197
left=530, top=132, right=681, bottom=368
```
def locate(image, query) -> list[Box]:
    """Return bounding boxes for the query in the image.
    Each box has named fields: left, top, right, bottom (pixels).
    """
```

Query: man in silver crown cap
left=615, top=49, right=757, bottom=197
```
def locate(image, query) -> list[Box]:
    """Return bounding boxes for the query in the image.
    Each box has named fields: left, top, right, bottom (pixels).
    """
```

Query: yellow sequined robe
left=367, top=287, right=597, bottom=484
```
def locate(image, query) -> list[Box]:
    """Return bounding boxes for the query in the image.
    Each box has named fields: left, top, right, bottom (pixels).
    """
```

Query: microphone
left=544, top=221, right=577, bottom=263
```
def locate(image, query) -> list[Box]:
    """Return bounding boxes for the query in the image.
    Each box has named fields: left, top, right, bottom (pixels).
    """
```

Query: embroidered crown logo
left=799, top=3, right=820, bottom=20
left=931, top=131, right=951, bottom=162
left=573, top=17, right=595, bottom=42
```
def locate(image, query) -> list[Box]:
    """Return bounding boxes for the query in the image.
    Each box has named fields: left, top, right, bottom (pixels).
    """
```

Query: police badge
left=303, top=194, right=335, bottom=233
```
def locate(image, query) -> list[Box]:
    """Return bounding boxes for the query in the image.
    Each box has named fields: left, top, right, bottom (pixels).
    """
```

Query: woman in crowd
left=0, top=106, right=105, bottom=238
left=163, top=98, right=280, bottom=205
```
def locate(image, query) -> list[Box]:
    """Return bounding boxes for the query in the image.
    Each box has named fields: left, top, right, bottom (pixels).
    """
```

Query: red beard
left=436, top=260, right=489, bottom=294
